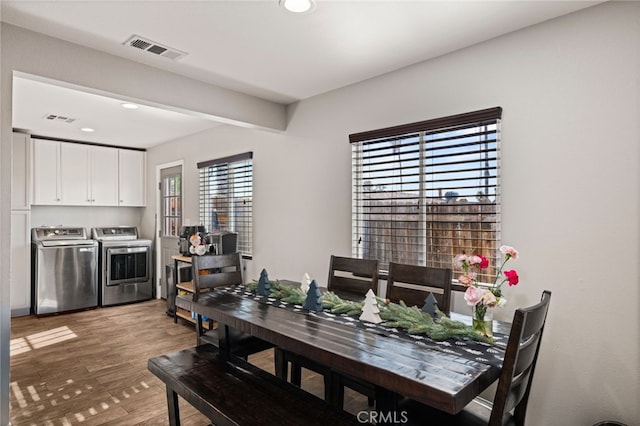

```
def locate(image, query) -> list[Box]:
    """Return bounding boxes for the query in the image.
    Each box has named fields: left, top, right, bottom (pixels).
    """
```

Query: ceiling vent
left=124, top=35, right=187, bottom=60
left=43, top=114, right=76, bottom=124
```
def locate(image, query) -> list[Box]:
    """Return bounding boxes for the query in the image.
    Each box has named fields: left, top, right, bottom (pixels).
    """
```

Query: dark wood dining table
left=191, top=286, right=509, bottom=418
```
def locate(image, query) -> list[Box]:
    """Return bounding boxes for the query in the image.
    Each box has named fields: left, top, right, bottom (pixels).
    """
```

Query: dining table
left=190, top=283, right=510, bottom=422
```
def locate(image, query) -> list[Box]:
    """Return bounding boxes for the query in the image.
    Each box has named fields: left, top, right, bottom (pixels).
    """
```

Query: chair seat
left=201, top=326, right=274, bottom=358
left=398, top=396, right=517, bottom=426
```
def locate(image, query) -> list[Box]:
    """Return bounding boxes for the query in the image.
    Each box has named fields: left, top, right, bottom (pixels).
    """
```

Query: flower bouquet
left=454, top=245, right=520, bottom=337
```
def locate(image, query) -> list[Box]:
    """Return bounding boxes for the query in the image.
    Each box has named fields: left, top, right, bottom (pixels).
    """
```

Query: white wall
left=144, top=3, right=640, bottom=425
left=30, top=206, right=144, bottom=235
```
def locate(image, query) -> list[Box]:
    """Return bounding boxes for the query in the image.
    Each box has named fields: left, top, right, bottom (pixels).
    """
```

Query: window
left=198, top=152, right=253, bottom=256
left=350, top=107, right=502, bottom=282
left=161, top=166, right=182, bottom=237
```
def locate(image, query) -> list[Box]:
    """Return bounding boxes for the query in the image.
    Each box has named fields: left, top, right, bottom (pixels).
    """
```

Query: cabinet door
left=91, top=146, right=119, bottom=206
left=32, top=138, right=61, bottom=205
left=10, top=210, right=31, bottom=316
left=12, top=132, right=31, bottom=209
left=118, top=149, right=146, bottom=206
left=60, top=142, right=91, bottom=205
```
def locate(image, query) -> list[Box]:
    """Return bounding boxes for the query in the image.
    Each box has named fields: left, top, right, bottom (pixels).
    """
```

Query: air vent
left=43, top=114, right=76, bottom=124
left=124, top=35, right=187, bottom=61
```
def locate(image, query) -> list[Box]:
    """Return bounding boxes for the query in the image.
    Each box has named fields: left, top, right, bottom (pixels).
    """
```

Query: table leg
left=166, top=386, right=180, bottom=426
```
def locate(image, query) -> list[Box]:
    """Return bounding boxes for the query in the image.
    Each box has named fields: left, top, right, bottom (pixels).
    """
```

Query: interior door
left=159, top=165, right=182, bottom=299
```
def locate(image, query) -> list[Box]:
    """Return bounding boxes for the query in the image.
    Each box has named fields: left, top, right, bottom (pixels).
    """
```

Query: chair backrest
left=490, top=290, right=552, bottom=426
left=327, top=255, right=379, bottom=296
left=191, top=253, right=243, bottom=301
left=386, top=262, right=452, bottom=314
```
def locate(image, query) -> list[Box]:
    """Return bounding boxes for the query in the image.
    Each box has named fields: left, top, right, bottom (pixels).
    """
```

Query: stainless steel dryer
left=31, top=226, right=98, bottom=315
left=91, top=226, right=153, bottom=307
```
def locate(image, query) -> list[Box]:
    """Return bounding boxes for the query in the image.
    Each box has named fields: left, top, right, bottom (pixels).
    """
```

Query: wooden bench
left=148, top=344, right=360, bottom=426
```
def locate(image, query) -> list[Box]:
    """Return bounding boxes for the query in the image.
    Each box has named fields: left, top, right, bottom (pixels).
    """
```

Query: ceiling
left=2, top=0, right=603, bottom=149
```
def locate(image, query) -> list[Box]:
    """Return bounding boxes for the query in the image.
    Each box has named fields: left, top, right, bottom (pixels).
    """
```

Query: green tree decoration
left=257, top=268, right=271, bottom=296
left=303, top=280, right=323, bottom=312
left=421, top=292, right=439, bottom=319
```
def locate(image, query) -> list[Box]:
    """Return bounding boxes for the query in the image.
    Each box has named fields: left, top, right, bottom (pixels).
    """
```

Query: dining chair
left=332, top=262, right=453, bottom=409
left=398, top=290, right=552, bottom=426
left=191, top=253, right=274, bottom=359
left=386, top=262, right=453, bottom=314
left=327, top=255, right=379, bottom=299
left=277, top=255, right=379, bottom=404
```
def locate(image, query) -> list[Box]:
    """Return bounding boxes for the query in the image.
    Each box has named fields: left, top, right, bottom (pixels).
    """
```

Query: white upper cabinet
left=32, top=139, right=145, bottom=207
left=11, top=132, right=31, bottom=210
left=59, top=143, right=119, bottom=206
left=90, top=146, right=119, bottom=206
left=32, top=138, right=61, bottom=205
left=60, top=142, right=91, bottom=205
left=118, top=149, right=146, bottom=207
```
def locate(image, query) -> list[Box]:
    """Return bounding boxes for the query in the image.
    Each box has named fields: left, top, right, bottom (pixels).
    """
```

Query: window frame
left=350, top=107, right=502, bottom=282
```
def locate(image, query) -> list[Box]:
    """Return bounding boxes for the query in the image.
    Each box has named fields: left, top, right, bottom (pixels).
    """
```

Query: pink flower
left=504, top=270, right=519, bottom=286
left=454, top=254, right=468, bottom=269
left=458, top=274, right=473, bottom=286
left=469, top=255, right=483, bottom=266
left=500, top=245, right=519, bottom=260
left=464, top=286, right=485, bottom=306
left=482, top=291, right=497, bottom=307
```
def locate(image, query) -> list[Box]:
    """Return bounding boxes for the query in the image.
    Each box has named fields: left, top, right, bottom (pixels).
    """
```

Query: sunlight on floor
left=10, top=378, right=152, bottom=425
left=10, top=326, right=78, bottom=355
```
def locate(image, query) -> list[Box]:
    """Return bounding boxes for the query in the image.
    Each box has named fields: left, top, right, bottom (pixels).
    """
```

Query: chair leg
left=274, top=348, right=288, bottom=381
left=331, top=372, right=344, bottom=409
left=291, top=362, right=302, bottom=387
left=323, top=372, right=334, bottom=404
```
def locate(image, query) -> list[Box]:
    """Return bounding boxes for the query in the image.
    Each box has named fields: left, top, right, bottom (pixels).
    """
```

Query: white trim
left=155, top=159, right=184, bottom=299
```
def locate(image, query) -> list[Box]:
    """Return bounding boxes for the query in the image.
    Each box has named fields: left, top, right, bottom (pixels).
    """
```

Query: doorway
left=157, top=162, right=183, bottom=299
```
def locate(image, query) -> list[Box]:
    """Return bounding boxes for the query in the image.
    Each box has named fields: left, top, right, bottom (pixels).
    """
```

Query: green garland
left=246, top=280, right=491, bottom=343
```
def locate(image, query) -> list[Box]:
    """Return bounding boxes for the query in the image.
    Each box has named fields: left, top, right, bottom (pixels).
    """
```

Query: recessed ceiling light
left=80, top=127, right=95, bottom=133
left=280, top=0, right=315, bottom=14
left=121, top=102, right=139, bottom=109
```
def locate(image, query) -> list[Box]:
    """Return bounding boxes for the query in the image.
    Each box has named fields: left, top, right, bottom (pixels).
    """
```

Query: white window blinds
left=198, top=152, right=253, bottom=256
left=350, top=107, right=502, bottom=282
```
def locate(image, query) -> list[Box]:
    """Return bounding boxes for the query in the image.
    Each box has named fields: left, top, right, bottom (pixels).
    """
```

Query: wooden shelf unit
left=172, top=255, right=210, bottom=328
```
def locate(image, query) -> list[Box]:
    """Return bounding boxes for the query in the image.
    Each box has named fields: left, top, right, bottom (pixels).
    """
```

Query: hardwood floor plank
left=10, top=299, right=369, bottom=425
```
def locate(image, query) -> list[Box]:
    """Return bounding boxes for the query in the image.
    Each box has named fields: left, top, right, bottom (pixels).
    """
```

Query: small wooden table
left=192, top=290, right=508, bottom=418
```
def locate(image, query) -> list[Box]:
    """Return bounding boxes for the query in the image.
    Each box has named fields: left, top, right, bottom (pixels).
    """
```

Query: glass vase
left=472, top=303, right=494, bottom=338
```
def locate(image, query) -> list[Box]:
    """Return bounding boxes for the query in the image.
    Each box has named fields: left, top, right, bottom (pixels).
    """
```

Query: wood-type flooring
left=9, top=299, right=368, bottom=425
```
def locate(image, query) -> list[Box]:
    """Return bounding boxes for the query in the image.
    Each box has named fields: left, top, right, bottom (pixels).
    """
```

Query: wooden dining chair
left=278, top=255, right=379, bottom=403
left=399, top=290, right=552, bottom=426
left=191, top=253, right=273, bottom=359
left=386, top=262, right=453, bottom=314
left=327, top=255, right=379, bottom=299
left=332, top=262, right=453, bottom=409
